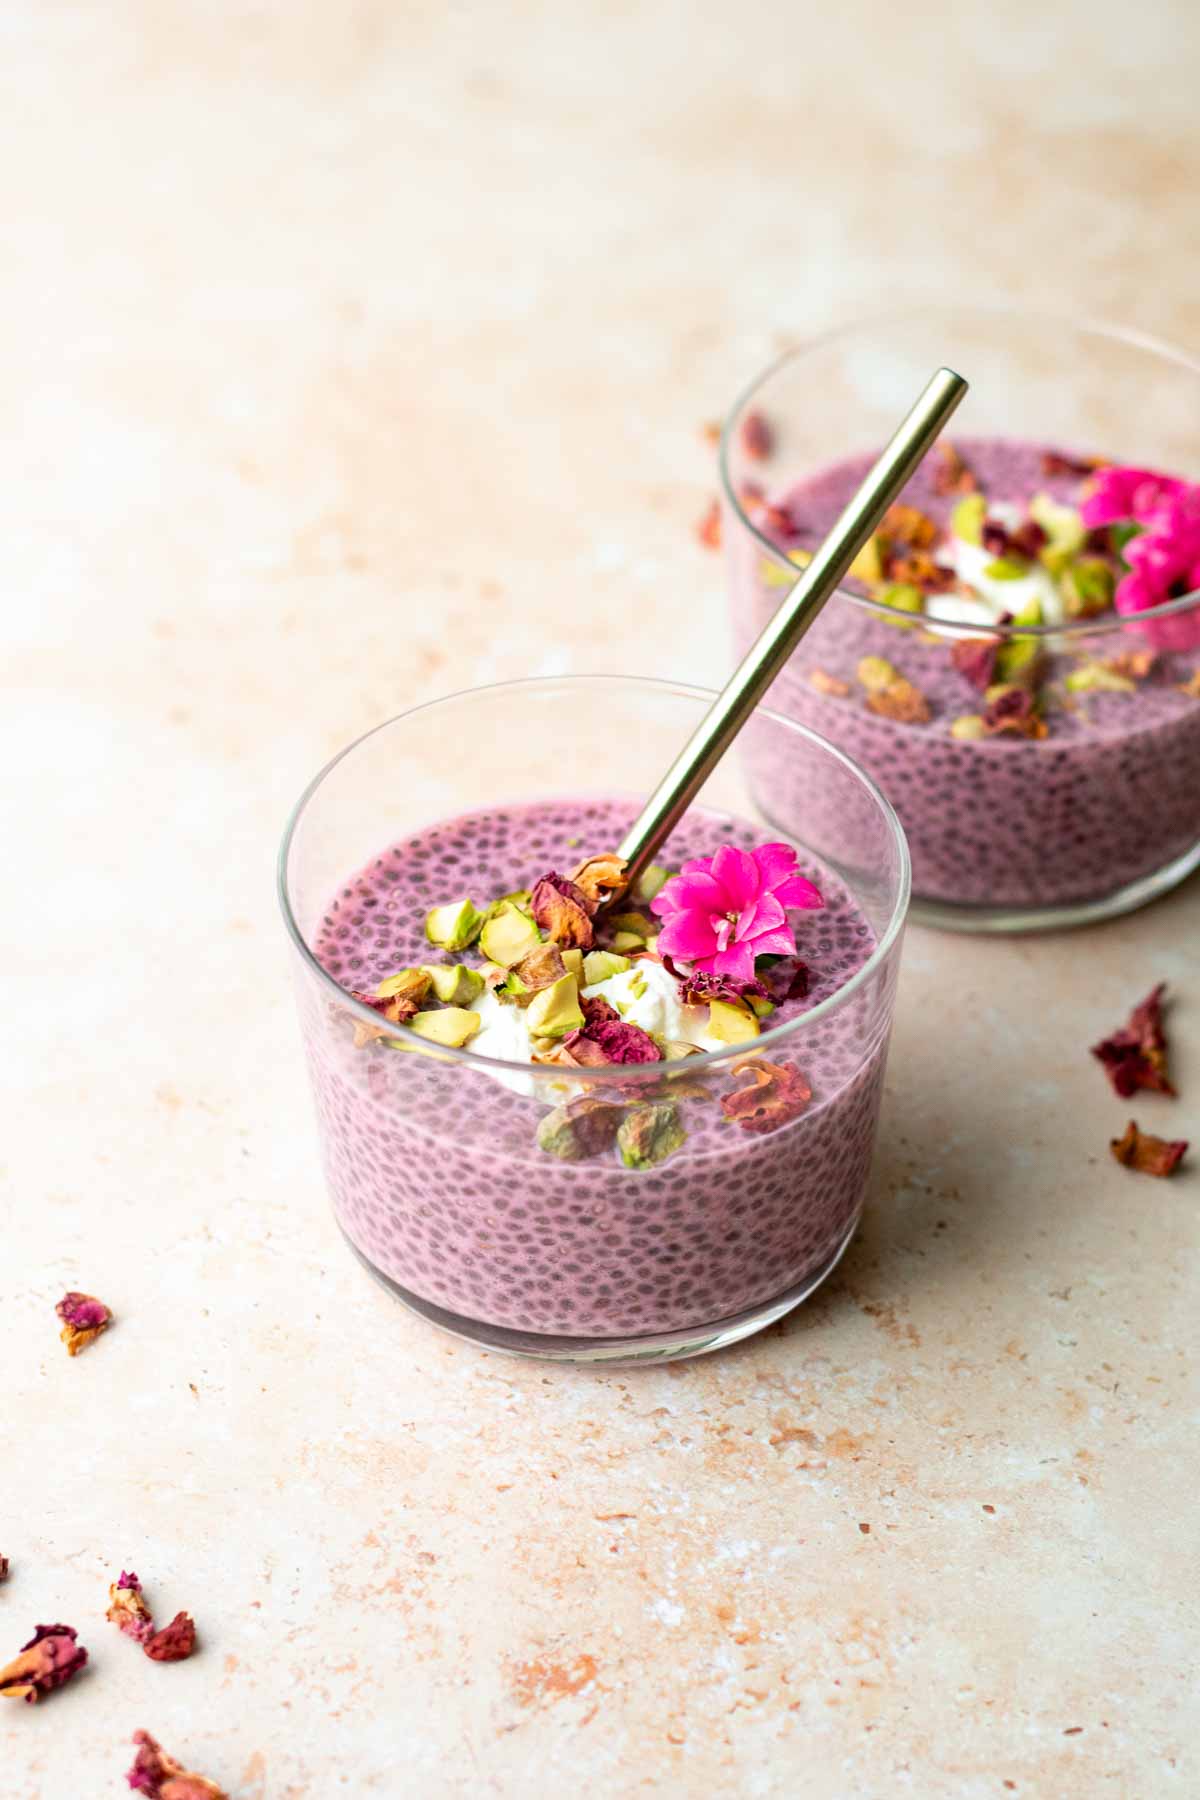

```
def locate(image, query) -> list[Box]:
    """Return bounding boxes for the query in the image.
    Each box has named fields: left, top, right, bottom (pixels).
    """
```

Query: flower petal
left=732, top=890, right=786, bottom=940
left=654, top=911, right=719, bottom=962
left=771, top=874, right=825, bottom=911
left=710, top=939, right=759, bottom=982
left=710, top=845, right=761, bottom=912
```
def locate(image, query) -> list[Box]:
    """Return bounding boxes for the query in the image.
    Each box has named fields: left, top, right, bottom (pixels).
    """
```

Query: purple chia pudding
left=726, top=437, right=1200, bottom=916
left=302, top=798, right=893, bottom=1346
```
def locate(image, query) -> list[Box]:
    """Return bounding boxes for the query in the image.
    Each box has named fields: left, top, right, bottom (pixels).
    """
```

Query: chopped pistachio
left=879, top=582, right=924, bottom=630
left=536, top=1099, right=624, bottom=1161
left=982, top=556, right=1030, bottom=580
left=747, top=994, right=775, bottom=1020
left=612, top=931, right=644, bottom=954
left=561, top=948, right=584, bottom=980
left=376, top=967, right=434, bottom=1005
left=408, top=1007, right=481, bottom=1048
left=1029, top=491, right=1086, bottom=576
left=424, top=899, right=485, bottom=952
left=628, top=973, right=648, bottom=1001
left=856, top=655, right=900, bottom=694
left=525, top=973, right=585, bottom=1040
left=495, top=971, right=530, bottom=1004
left=950, top=492, right=987, bottom=545
left=848, top=534, right=885, bottom=584
left=617, top=1101, right=686, bottom=1170
left=1061, top=556, right=1116, bottom=618
left=994, top=638, right=1043, bottom=686
left=421, top=964, right=484, bottom=1006
left=608, top=911, right=654, bottom=940
left=633, top=865, right=671, bottom=904
left=485, top=888, right=534, bottom=919
left=761, top=547, right=813, bottom=589
left=1064, top=663, right=1137, bottom=694
left=583, top=950, right=631, bottom=986
left=478, top=901, right=541, bottom=968
left=707, top=1000, right=760, bottom=1045
left=949, top=714, right=987, bottom=740
left=661, top=1039, right=703, bottom=1060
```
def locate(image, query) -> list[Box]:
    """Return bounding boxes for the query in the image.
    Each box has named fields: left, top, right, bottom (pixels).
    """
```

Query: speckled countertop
left=4, top=2, right=1199, bottom=1794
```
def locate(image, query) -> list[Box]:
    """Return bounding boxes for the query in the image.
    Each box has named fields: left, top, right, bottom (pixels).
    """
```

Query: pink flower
left=1114, top=487, right=1200, bottom=651
left=650, top=843, right=822, bottom=983
left=1080, top=465, right=1187, bottom=529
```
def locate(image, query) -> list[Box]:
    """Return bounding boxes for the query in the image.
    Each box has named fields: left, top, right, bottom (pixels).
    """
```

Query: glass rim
left=718, top=301, right=1200, bottom=639
left=277, top=673, right=911, bottom=1085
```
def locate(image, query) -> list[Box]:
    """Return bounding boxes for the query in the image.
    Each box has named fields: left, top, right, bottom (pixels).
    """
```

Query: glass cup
left=278, top=676, right=910, bottom=1365
left=721, top=306, right=1200, bottom=932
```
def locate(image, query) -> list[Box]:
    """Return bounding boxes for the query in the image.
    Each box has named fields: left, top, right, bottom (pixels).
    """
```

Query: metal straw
left=616, top=365, right=969, bottom=893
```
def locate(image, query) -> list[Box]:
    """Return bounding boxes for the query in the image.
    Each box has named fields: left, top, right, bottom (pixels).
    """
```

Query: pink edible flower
left=1080, top=465, right=1187, bottom=529
left=650, top=843, right=822, bottom=984
left=1113, top=486, right=1200, bottom=651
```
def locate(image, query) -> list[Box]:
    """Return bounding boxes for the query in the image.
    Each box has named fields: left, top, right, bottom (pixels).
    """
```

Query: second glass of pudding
left=722, top=307, right=1200, bottom=931
left=279, top=676, right=909, bottom=1365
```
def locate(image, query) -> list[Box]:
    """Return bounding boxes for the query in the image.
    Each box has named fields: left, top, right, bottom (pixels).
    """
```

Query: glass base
left=341, top=1216, right=860, bottom=1367
left=908, top=836, right=1200, bottom=935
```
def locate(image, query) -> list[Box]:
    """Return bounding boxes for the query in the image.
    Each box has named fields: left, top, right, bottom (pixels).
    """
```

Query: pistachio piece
left=561, top=947, right=584, bottom=980
left=536, top=1099, right=625, bottom=1161
left=617, top=1101, right=686, bottom=1170
left=848, top=533, right=885, bottom=584
left=747, top=994, right=775, bottom=1019
left=511, top=940, right=568, bottom=998
left=479, top=901, right=542, bottom=968
left=1029, top=492, right=1086, bottom=575
left=856, top=655, right=899, bottom=694
left=1064, top=663, right=1137, bottom=694
left=608, top=911, right=655, bottom=940
left=485, top=888, right=534, bottom=922
left=950, top=492, right=987, bottom=545
left=949, top=714, right=987, bottom=740
left=421, top=964, right=485, bottom=1006
left=583, top=949, right=632, bottom=986
left=375, top=967, right=434, bottom=1007
left=1061, top=556, right=1116, bottom=618
left=879, top=583, right=924, bottom=630
left=707, top=1000, right=760, bottom=1045
left=612, top=931, right=644, bottom=954
left=661, top=1039, right=703, bottom=1060
left=633, top=865, right=671, bottom=904
left=628, top=972, right=648, bottom=1001
left=424, top=899, right=485, bottom=952
left=408, top=1008, right=481, bottom=1048
left=982, top=556, right=1030, bottom=581
left=761, top=547, right=814, bottom=589
left=525, top=973, right=585, bottom=1040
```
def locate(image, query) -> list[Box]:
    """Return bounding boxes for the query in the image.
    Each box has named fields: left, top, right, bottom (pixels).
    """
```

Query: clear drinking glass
left=721, top=307, right=1200, bottom=932
left=278, top=676, right=910, bottom=1365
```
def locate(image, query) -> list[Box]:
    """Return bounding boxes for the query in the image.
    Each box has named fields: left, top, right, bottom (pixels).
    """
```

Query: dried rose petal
left=755, top=500, right=797, bottom=537
left=720, top=1059, right=813, bottom=1134
left=530, top=874, right=594, bottom=949
left=1110, top=1120, right=1188, bottom=1178
left=883, top=503, right=938, bottom=549
left=581, top=994, right=621, bottom=1029
left=739, top=410, right=773, bottom=460
left=569, top=851, right=627, bottom=910
left=885, top=548, right=955, bottom=591
left=55, top=1291, right=111, bottom=1357
left=0, top=1556, right=8, bottom=1582
left=126, top=1729, right=228, bottom=1799
left=0, top=1624, right=87, bottom=1703
left=1181, top=669, right=1200, bottom=698
left=676, top=968, right=769, bottom=1010
left=539, top=1031, right=610, bottom=1069
left=981, top=687, right=1047, bottom=739
left=512, top=941, right=567, bottom=999
left=1043, top=449, right=1103, bottom=478
left=809, top=668, right=851, bottom=697
left=982, top=517, right=1047, bottom=561
left=585, top=1019, right=663, bottom=1065
left=932, top=441, right=977, bottom=496
left=144, top=1612, right=197, bottom=1663
left=696, top=498, right=721, bottom=550
left=949, top=635, right=1000, bottom=692
left=1091, top=983, right=1175, bottom=1098
left=866, top=677, right=931, bottom=724
left=108, top=1572, right=154, bottom=1645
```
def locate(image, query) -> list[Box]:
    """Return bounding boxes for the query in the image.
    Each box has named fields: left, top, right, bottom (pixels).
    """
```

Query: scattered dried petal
left=701, top=419, right=722, bottom=446
left=675, top=969, right=769, bottom=1010
left=144, top=1613, right=197, bottom=1663
left=107, top=1573, right=154, bottom=1645
left=0, top=1557, right=8, bottom=1583
left=55, top=1292, right=111, bottom=1357
left=1091, top=983, right=1175, bottom=1098
left=580, top=994, right=621, bottom=1029
left=1042, top=449, right=1103, bottom=478
left=535, top=1099, right=625, bottom=1160
left=0, top=1625, right=87, bottom=1703
left=982, top=517, right=1047, bottom=561
left=883, top=503, right=938, bottom=548
left=739, top=411, right=773, bottom=460
left=569, top=851, right=628, bottom=909
left=1179, top=669, right=1200, bottom=698
left=932, top=441, right=977, bottom=495
left=696, top=498, right=721, bottom=550
left=866, top=677, right=931, bottom=724
left=510, top=941, right=567, bottom=1001
left=1104, top=648, right=1157, bottom=681
left=530, top=874, right=594, bottom=950
left=1110, top=1120, right=1188, bottom=1178
left=126, top=1729, right=228, bottom=1799
left=981, top=686, right=1047, bottom=739
left=950, top=634, right=1000, bottom=691
left=585, top=1019, right=663, bottom=1065
left=808, top=668, right=851, bottom=697
left=720, top=1059, right=813, bottom=1134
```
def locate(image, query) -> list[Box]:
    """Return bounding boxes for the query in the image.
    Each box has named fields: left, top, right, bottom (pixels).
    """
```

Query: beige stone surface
left=3, top=1, right=1198, bottom=1794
